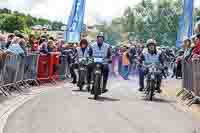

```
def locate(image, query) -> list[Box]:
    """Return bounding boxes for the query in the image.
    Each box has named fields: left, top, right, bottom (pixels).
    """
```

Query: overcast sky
left=0, top=0, right=199, bottom=25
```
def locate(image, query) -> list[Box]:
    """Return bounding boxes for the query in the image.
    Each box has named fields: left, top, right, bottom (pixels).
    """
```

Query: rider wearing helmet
left=138, top=39, right=163, bottom=92
left=70, top=39, right=91, bottom=84
left=88, top=32, right=112, bottom=93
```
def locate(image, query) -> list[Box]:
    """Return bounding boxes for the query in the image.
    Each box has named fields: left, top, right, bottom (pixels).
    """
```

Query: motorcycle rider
left=138, top=39, right=163, bottom=92
left=70, top=39, right=91, bottom=84
left=88, top=32, right=112, bottom=93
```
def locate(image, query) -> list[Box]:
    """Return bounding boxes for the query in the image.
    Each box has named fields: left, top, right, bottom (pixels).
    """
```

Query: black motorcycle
left=145, top=63, right=162, bottom=101
left=77, top=58, right=88, bottom=91
left=91, top=57, right=105, bottom=100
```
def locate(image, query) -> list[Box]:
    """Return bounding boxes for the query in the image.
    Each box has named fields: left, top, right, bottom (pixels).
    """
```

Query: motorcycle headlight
left=80, top=68, right=85, bottom=70
left=149, top=68, right=153, bottom=73
left=151, top=74, right=155, bottom=79
left=96, top=64, right=101, bottom=68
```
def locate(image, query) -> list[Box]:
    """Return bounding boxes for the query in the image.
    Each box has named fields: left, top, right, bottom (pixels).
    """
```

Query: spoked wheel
left=79, top=84, right=83, bottom=91
left=94, top=94, right=98, bottom=100
left=93, top=74, right=101, bottom=100
left=78, top=71, right=85, bottom=91
left=148, top=81, right=155, bottom=101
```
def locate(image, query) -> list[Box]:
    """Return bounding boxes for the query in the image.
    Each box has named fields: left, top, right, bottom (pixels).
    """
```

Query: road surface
left=3, top=77, right=200, bottom=133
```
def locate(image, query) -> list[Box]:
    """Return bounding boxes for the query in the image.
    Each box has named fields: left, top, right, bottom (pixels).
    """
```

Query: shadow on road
left=142, top=97, right=175, bottom=103
left=72, top=89, right=89, bottom=92
left=88, top=96, right=120, bottom=102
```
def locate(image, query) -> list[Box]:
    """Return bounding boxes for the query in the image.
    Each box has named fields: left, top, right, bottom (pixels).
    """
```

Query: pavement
left=1, top=77, right=200, bottom=133
left=162, top=79, right=200, bottom=120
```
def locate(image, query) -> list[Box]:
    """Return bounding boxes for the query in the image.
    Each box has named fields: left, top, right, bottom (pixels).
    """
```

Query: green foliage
left=0, top=15, right=26, bottom=33
left=20, top=26, right=32, bottom=36
left=0, top=8, right=11, bottom=14
left=0, top=8, right=64, bottom=32
left=52, top=21, right=63, bottom=31
left=97, top=0, right=197, bottom=47
left=104, top=32, right=121, bottom=45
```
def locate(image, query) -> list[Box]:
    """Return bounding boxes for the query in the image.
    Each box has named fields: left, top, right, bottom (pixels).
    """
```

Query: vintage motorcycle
left=145, top=63, right=162, bottom=101
left=77, top=57, right=88, bottom=91
left=91, top=57, right=105, bottom=100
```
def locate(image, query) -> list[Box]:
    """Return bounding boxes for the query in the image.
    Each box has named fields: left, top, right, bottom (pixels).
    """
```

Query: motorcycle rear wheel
left=148, top=81, right=155, bottom=101
left=149, top=81, right=155, bottom=101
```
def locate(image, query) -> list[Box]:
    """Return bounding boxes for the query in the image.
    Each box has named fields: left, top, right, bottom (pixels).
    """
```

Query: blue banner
left=65, top=0, right=86, bottom=42
left=66, top=32, right=80, bottom=43
left=176, top=0, right=193, bottom=48
left=176, top=16, right=184, bottom=48
left=183, top=0, right=193, bottom=38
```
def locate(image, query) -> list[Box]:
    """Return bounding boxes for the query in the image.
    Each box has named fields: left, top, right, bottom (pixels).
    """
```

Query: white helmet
left=183, top=36, right=190, bottom=41
left=146, top=39, right=157, bottom=47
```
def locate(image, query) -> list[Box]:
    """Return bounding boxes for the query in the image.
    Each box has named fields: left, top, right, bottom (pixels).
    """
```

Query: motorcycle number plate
left=95, top=71, right=101, bottom=74
left=79, top=58, right=86, bottom=62
left=151, top=75, right=155, bottom=79
left=94, top=58, right=103, bottom=63
left=80, top=68, right=85, bottom=70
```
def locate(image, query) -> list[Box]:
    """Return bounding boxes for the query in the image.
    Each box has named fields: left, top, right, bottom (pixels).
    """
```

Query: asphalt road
left=3, top=77, right=200, bottom=133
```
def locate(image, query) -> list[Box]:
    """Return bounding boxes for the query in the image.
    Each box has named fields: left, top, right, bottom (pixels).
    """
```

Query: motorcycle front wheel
left=148, top=80, right=155, bottom=101
left=93, top=74, right=101, bottom=100
left=78, top=70, right=85, bottom=91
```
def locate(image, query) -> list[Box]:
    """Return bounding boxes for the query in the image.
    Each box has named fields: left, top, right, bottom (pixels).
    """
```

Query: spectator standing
left=183, top=37, right=192, bottom=61
left=121, top=45, right=130, bottom=80
left=6, top=34, right=15, bottom=49
left=47, top=40, right=57, bottom=52
left=191, top=33, right=200, bottom=60
left=19, top=39, right=27, bottom=55
left=6, top=37, right=25, bottom=55
left=39, top=38, right=48, bottom=54
left=0, top=34, right=6, bottom=49
left=29, top=34, right=38, bottom=52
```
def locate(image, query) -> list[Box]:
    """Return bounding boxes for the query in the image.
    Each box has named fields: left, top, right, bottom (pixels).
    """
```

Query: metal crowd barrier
left=58, top=55, right=70, bottom=80
left=23, top=54, right=39, bottom=85
left=0, top=51, right=73, bottom=96
left=0, top=51, right=7, bottom=95
left=177, top=60, right=200, bottom=106
left=1, top=54, right=21, bottom=94
left=0, top=53, right=40, bottom=96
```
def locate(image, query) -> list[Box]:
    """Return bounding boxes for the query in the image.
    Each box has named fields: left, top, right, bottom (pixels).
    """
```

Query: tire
left=148, top=81, right=155, bottom=101
left=78, top=71, right=85, bottom=90
left=93, top=74, right=101, bottom=99
left=79, top=84, right=83, bottom=91
left=94, top=94, right=98, bottom=100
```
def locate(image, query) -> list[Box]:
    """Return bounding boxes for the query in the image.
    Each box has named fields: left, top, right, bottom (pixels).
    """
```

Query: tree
left=0, top=8, right=65, bottom=33
left=117, top=0, right=182, bottom=46
left=36, top=18, right=50, bottom=25
left=25, top=14, right=34, bottom=27
left=52, top=21, right=63, bottom=31
left=0, top=8, right=11, bottom=14
left=1, top=15, right=26, bottom=33
left=123, top=6, right=136, bottom=32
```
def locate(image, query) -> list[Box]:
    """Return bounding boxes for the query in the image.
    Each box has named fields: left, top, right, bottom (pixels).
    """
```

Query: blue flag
left=176, top=16, right=184, bottom=48
left=65, top=0, right=86, bottom=42
left=176, top=0, right=193, bottom=48
left=183, top=0, right=193, bottom=38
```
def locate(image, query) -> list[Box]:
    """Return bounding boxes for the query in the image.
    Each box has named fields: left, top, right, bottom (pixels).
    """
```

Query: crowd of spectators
left=0, top=31, right=76, bottom=57
left=175, top=33, right=200, bottom=64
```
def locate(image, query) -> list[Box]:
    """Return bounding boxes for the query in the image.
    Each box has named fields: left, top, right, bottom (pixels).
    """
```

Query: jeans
left=121, top=65, right=129, bottom=80
left=70, top=63, right=79, bottom=82
left=138, top=67, right=145, bottom=89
